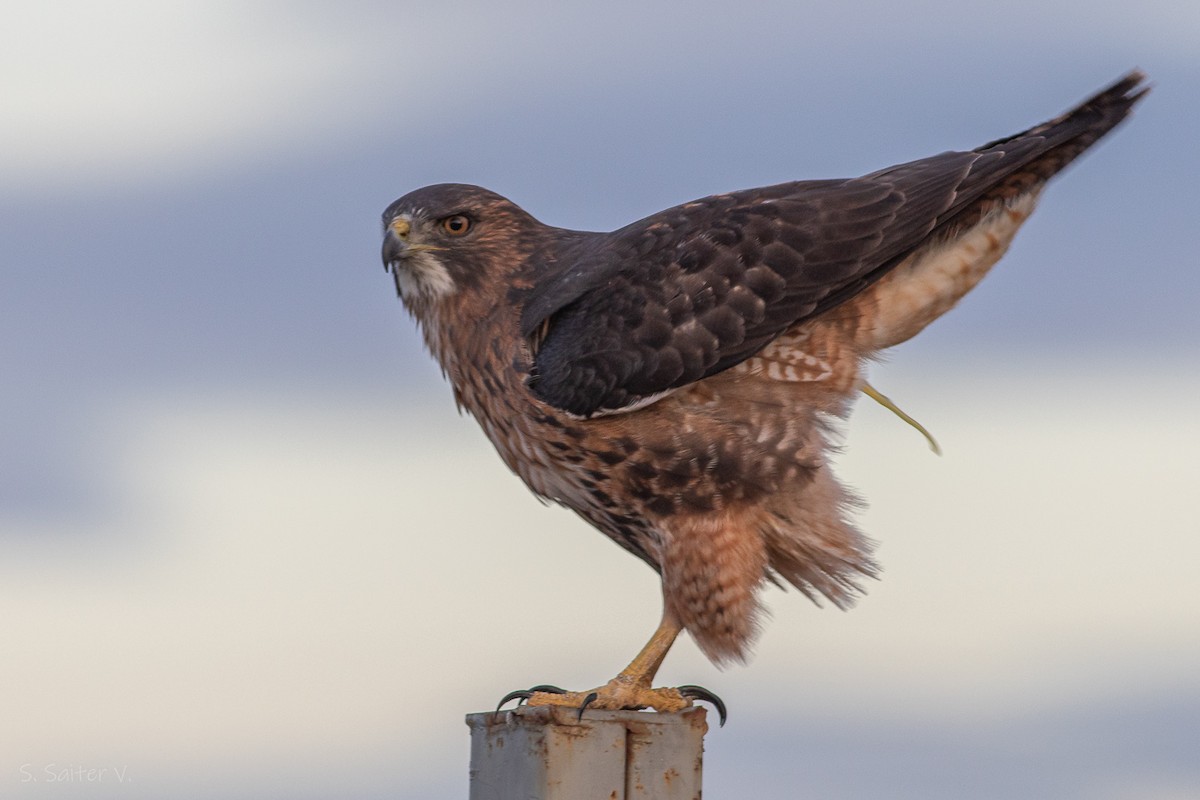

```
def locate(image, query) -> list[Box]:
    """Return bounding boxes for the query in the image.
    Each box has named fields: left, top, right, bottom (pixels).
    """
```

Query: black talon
left=495, top=689, right=534, bottom=716
left=677, top=685, right=727, bottom=727
left=494, top=685, right=570, bottom=718
left=577, top=691, right=599, bottom=721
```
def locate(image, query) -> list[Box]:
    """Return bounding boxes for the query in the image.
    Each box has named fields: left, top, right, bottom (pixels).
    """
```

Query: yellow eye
left=441, top=214, right=471, bottom=236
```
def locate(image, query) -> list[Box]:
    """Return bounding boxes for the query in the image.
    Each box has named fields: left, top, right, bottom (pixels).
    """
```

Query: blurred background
left=2, top=2, right=1197, bottom=798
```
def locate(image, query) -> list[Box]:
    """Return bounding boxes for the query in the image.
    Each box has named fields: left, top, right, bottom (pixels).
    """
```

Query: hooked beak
left=382, top=216, right=446, bottom=270
left=382, top=217, right=411, bottom=270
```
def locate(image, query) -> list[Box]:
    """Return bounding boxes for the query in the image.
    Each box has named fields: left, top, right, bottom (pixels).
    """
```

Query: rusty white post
left=466, top=705, right=707, bottom=800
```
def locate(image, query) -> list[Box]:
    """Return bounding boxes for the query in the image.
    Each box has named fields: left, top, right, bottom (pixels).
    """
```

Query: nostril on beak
left=383, top=217, right=414, bottom=268
left=382, top=229, right=406, bottom=268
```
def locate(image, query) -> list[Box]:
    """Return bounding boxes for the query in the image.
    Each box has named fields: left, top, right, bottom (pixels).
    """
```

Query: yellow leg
left=527, top=609, right=690, bottom=713
left=613, top=610, right=681, bottom=686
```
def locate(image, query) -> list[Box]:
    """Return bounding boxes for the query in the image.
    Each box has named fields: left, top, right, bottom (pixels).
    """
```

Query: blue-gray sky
left=2, top=2, right=1197, bottom=798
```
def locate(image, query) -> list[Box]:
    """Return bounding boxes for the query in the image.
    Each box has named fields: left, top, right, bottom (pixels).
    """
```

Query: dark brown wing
left=522, top=71, right=1147, bottom=417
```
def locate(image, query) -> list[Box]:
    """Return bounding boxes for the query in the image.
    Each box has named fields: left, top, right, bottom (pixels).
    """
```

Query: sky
left=2, top=2, right=1198, bottom=798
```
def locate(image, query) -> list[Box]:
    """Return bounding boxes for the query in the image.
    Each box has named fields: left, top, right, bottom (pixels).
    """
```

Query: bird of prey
left=381, top=72, right=1146, bottom=718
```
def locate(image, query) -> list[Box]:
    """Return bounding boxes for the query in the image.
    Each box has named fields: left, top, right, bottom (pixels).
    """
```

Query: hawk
left=381, top=72, right=1146, bottom=719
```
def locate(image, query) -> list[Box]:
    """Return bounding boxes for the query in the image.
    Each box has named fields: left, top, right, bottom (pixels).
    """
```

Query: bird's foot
left=531, top=678, right=690, bottom=716
left=496, top=679, right=726, bottom=725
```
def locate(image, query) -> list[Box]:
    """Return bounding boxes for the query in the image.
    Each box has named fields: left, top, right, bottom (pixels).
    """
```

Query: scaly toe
left=494, top=684, right=568, bottom=716
left=526, top=678, right=690, bottom=715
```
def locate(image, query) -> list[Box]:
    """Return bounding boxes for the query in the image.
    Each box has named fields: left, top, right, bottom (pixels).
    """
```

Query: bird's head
left=381, top=183, right=539, bottom=321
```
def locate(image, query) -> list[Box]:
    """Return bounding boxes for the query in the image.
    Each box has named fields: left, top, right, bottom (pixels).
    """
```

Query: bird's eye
left=440, top=215, right=472, bottom=236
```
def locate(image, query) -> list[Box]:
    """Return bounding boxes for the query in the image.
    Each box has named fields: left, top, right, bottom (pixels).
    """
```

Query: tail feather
left=761, top=464, right=878, bottom=610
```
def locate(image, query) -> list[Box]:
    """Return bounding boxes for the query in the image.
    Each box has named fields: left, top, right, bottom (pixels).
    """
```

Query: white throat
left=393, top=250, right=457, bottom=301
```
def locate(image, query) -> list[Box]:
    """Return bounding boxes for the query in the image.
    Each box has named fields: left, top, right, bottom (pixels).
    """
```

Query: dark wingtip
left=1083, top=69, right=1151, bottom=113
left=971, top=69, right=1149, bottom=167
left=1059, top=68, right=1150, bottom=141
left=1054, top=68, right=1150, bottom=154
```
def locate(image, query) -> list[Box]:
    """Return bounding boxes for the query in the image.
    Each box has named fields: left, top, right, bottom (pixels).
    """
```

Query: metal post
left=466, top=705, right=707, bottom=800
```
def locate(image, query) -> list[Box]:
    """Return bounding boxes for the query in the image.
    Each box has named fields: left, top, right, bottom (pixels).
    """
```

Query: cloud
left=0, top=2, right=499, bottom=190
left=3, top=1, right=1189, bottom=194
